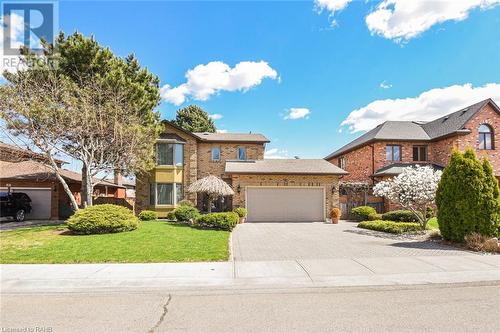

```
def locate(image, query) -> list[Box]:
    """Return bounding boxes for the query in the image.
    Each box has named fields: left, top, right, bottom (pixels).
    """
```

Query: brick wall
left=230, top=174, right=340, bottom=219
left=328, top=144, right=374, bottom=182
left=458, top=103, right=500, bottom=175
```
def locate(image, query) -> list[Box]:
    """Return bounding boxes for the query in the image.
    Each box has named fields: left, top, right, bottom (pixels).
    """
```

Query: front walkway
left=231, top=221, right=471, bottom=261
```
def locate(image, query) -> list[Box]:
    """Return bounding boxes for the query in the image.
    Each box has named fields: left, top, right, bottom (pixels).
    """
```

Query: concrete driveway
left=231, top=220, right=471, bottom=261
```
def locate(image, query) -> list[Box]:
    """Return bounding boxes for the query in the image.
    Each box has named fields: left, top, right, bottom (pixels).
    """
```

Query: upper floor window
left=211, top=146, right=221, bottom=161
left=413, top=146, right=427, bottom=162
left=479, top=124, right=494, bottom=150
left=237, top=147, right=247, bottom=160
left=338, top=156, right=345, bottom=170
left=156, top=143, right=183, bottom=166
left=386, top=145, right=401, bottom=161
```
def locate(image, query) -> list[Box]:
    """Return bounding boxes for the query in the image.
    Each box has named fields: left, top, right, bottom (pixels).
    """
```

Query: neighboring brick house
left=136, top=121, right=347, bottom=222
left=325, top=98, right=500, bottom=213
left=0, top=142, right=126, bottom=219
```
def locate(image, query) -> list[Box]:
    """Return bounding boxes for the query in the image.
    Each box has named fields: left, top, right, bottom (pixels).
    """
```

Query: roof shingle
left=225, top=159, right=348, bottom=175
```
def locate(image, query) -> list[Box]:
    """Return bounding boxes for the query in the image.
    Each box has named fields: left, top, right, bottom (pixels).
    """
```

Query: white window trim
left=151, top=182, right=182, bottom=206
left=211, top=146, right=221, bottom=161
left=156, top=142, right=184, bottom=167
left=237, top=146, right=247, bottom=160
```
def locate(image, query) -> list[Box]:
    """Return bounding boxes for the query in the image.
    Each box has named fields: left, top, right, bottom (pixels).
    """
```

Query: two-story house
left=325, top=98, right=500, bottom=212
left=136, top=121, right=347, bottom=222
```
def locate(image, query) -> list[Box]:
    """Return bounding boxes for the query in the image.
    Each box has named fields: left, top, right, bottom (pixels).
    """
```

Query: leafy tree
left=0, top=32, right=161, bottom=208
left=373, top=165, right=442, bottom=230
left=172, top=105, right=216, bottom=133
left=436, top=148, right=500, bottom=241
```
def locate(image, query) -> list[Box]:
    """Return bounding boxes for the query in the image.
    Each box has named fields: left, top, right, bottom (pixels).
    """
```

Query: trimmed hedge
left=178, top=200, right=194, bottom=207
left=138, top=210, right=158, bottom=221
left=351, top=206, right=376, bottom=221
left=166, top=210, right=176, bottom=221
left=174, top=205, right=200, bottom=222
left=381, top=210, right=418, bottom=222
left=194, top=212, right=239, bottom=231
left=233, top=207, right=247, bottom=218
left=358, top=220, right=421, bottom=234
left=368, top=213, right=382, bottom=221
left=67, top=204, right=138, bottom=235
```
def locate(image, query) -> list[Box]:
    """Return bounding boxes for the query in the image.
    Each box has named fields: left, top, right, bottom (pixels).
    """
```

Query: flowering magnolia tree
left=373, top=166, right=442, bottom=230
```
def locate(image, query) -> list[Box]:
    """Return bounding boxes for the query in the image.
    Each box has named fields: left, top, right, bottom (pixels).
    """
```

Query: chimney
left=114, top=170, right=123, bottom=186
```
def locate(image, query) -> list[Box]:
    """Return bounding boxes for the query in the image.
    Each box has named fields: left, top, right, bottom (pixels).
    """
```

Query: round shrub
left=174, top=205, right=200, bottom=222
left=138, top=210, right=158, bottom=221
left=166, top=210, right=176, bottom=221
left=67, top=204, right=138, bottom=235
left=194, top=212, right=239, bottom=231
left=381, top=210, right=418, bottom=222
left=351, top=206, right=376, bottom=221
left=233, top=207, right=247, bottom=218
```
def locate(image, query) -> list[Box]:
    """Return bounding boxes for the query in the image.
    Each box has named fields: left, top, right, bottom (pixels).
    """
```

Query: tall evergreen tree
left=436, top=148, right=500, bottom=241
left=172, top=105, right=216, bottom=133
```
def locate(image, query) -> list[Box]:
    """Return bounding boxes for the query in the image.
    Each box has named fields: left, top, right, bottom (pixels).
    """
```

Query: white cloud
left=284, top=108, right=311, bottom=120
left=264, top=148, right=289, bottom=159
left=366, top=0, right=500, bottom=42
left=216, top=129, right=228, bottom=133
left=315, top=0, right=352, bottom=25
left=380, top=81, right=392, bottom=89
left=341, top=83, right=500, bottom=133
left=0, top=13, right=26, bottom=77
left=161, top=61, right=278, bottom=105
left=209, top=113, right=223, bottom=120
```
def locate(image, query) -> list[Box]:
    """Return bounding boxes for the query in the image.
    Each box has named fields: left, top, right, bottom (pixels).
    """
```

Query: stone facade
left=230, top=174, right=340, bottom=219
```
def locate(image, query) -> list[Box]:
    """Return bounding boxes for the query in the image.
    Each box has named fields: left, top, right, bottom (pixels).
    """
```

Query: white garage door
left=246, top=187, right=325, bottom=222
left=0, top=188, right=52, bottom=219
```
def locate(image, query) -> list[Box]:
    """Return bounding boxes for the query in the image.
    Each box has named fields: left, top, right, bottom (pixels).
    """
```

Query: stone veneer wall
left=230, top=174, right=340, bottom=219
left=197, top=142, right=265, bottom=178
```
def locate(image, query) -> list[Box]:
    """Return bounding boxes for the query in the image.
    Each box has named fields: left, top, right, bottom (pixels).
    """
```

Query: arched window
left=479, top=124, right=494, bottom=150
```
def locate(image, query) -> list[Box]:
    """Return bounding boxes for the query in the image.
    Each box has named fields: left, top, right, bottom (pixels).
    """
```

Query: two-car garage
left=246, top=187, right=325, bottom=222
left=225, top=159, right=348, bottom=223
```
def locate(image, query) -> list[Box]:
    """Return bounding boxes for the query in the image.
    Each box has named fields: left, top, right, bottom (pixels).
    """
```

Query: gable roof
left=0, top=142, right=67, bottom=165
left=193, top=132, right=270, bottom=143
left=325, top=98, right=499, bottom=159
left=225, top=159, right=348, bottom=175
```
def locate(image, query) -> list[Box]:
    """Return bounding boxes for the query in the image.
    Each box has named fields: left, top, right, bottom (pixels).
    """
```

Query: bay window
left=156, top=143, right=184, bottom=166
left=150, top=183, right=183, bottom=206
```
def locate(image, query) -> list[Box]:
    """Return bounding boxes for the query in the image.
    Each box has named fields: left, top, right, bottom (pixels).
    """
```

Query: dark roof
left=225, top=159, right=348, bottom=175
left=0, top=142, right=67, bottom=165
left=326, top=99, right=499, bottom=159
left=373, top=163, right=444, bottom=177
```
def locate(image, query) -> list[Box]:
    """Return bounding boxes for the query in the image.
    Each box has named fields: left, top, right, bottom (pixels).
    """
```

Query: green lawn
left=427, top=217, right=439, bottom=230
left=0, top=221, right=230, bottom=264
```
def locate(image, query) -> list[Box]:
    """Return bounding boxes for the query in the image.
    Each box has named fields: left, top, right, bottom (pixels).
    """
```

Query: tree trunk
left=81, top=163, right=93, bottom=207
left=207, top=194, right=212, bottom=213
left=45, top=152, right=79, bottom=211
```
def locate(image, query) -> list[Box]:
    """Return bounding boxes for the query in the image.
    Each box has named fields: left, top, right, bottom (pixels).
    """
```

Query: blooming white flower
left=373, top=165, right=442, bottom=229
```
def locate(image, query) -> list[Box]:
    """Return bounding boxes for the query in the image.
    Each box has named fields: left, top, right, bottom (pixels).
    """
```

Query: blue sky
left=55, top=0, right=500, bottom=160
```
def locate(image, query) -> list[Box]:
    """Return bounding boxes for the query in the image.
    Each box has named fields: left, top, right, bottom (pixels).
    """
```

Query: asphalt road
left=2, top=282, right=500, bottom=333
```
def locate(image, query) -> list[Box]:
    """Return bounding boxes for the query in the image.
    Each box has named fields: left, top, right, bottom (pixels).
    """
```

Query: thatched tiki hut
left=188, top=175, right=234, bottom=213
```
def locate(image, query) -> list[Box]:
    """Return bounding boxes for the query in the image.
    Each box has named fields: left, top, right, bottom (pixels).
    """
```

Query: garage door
left=0, top=188, right=52, bottom=219
left=246, top=187, right=325, bottom=222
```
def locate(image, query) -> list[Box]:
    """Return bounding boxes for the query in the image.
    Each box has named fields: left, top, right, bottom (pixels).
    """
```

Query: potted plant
left=330, top=207, right=341, bottom=224
left=234, top=207, right=248, bottom=224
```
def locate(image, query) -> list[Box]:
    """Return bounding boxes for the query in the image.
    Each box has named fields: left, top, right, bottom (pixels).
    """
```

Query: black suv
left=0, top=192, right=32, bottom=222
